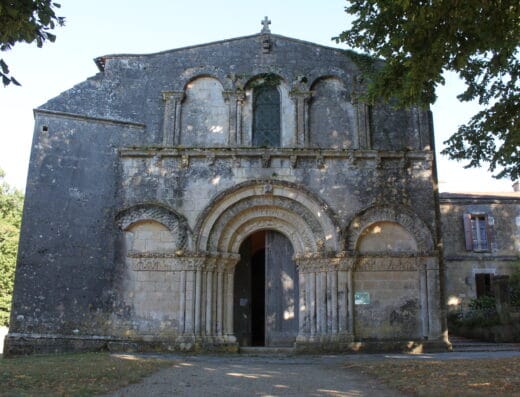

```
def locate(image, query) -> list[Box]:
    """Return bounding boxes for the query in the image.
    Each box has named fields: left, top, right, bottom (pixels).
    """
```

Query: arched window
left=253, top=85, right=280, bottom=147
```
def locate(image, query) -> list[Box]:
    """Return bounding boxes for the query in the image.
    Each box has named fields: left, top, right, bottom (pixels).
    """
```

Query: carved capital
left=222, top=90, right=246, bottom=103
left=289, top=89, right=313, bottom=101
left=180, top=154, right=189, bottom=168
left=162, top=90, right=185, bottom=102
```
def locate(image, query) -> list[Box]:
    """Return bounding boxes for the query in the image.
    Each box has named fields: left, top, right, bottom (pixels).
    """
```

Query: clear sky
left=0, top=0, right=515, bottom=192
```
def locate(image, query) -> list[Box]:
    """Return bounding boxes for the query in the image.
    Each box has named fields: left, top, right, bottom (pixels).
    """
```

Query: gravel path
left=100, top=354, right=403, bottom=397
left=100, top=351, right=520, bottom=397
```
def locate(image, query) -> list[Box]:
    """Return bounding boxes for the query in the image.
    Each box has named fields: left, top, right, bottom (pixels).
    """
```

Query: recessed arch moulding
left=110, top=180, right=445, bottom=352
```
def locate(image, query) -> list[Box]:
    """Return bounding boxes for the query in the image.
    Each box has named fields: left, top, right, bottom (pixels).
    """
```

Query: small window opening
left=475, top=273, right=494, bottom=298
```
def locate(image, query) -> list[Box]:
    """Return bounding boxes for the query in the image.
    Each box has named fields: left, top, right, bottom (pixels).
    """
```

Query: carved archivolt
left=116, top=203, right=189, bottom=249
left=346, top=205, right=435, bottom=254
left=307, top=67, right=352, bottom=92
left=195, top=180, right=339, bottom=255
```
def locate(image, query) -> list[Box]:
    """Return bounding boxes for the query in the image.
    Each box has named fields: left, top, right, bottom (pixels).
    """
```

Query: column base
left=295, top=335, right=452, bottom=354
left=4, top=332, right=240, bottom=356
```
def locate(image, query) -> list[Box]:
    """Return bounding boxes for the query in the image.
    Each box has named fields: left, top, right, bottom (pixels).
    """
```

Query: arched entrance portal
left=234, top=230, right=299, bottom=347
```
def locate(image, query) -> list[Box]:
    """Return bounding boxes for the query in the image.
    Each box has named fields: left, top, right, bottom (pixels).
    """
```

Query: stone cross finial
left=261, top=16, right=271, bottom=33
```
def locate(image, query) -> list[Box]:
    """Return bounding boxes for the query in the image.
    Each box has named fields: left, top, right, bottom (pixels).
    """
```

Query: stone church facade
left=5, top=22, right=449, bottom=355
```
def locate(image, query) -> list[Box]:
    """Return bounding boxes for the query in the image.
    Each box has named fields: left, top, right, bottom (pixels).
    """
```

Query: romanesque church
left=5, top=20, right=450, bottom=354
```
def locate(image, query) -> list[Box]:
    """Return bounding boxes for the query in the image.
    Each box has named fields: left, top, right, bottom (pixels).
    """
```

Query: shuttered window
left=253, top=85, right=280, bottom=147
left=463, top=213, right=493, bottom=251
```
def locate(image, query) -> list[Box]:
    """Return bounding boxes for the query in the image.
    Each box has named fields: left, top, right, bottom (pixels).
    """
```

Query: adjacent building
left=441, top=191, right=520, bottom=309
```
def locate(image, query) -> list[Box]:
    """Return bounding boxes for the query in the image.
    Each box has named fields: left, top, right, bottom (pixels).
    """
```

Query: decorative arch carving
left=177, top=67, right=229, bottom=91
left=244, top=73, right=286, bottom=91
left=195, top=180, right=340, bottom=255
left=346, top=205, right=435, bottom=254
left=307, top=67, right=352, bottom=92
left=116, top=203, right=189, bottom=249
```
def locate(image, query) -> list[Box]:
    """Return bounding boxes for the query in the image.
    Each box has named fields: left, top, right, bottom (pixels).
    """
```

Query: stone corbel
left=290, top=155, right=298, bottom=168
left=180, top=154, right=189, bottom=169
left=206, top=152, right=216, bottom=166
left=162, top=91, right=185, bottom=146
left=261, top=154, right=271, bottom=168
left=316, top=154, right=325, bottom=169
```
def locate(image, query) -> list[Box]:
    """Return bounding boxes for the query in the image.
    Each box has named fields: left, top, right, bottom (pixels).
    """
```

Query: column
left=216, top=269, right=224, bottom=336
left=317, top=271, right=327, bottom=334
left=205, top=269, right=214, bottom=336
left=194, top=268, right=202, bottom=335
left=419, top=261, right=429, bottom=338
left=236, top=92, right=245, bottom=145
left=179, top=270, right=186, bottom=334
left=347, top=269, right=354, bottom=334
left=298, top=271, right=307, bottom=335
left=337, top=270, right=348, bottom=334
left=326, top=271, right=333, bottom=333
left=223, top=90, right=246, bottom=145
left=290, top=90, right=313, bottom=146
left=162, top=91, right=185, bottom=146
left=426, top=257, right=442, bottom=338
left=184, top=270, right=195, bottom=334
left=225, top=270, right=234, bottom=337
left=309, top=272, right=317, bottom=337
left=330, top=270, right=338, bottom=334
left=356, top=102, right=371, bottom=149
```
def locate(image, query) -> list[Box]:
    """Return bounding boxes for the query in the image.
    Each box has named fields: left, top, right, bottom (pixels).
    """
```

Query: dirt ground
left=100, top=351, right=520, bottom=397
left=100, top=354, right=403, bottom=397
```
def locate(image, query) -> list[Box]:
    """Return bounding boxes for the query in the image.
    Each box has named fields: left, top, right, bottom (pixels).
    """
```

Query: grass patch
left=0, top=352, right=172, bottom=396
left=346, top=357, right=520, bottom=396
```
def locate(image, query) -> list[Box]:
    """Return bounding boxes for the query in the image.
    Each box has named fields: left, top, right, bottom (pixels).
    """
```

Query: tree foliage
left=0, top=169, right=23, bottom=327
left=335, top=1, right=520, bottom=180
left=0, top=0, right=64, bottom=86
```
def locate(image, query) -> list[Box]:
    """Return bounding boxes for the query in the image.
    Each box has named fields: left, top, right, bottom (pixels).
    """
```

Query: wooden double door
left=234, top=230, right=299, bottom=346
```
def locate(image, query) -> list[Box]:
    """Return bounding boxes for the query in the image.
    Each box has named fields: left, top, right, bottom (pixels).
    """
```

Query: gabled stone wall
left=5, top=31, right=448, bottom=355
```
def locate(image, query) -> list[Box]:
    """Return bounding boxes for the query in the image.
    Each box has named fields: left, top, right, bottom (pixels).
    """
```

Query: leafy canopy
left=335, top=1, right=520, bottom=180
left=0, top=168, right=23, bottom=327
left=0, top=0, right=64, bottom=86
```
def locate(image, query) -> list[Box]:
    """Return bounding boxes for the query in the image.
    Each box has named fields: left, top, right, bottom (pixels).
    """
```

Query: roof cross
left=261, top=16, right=271, bottom=33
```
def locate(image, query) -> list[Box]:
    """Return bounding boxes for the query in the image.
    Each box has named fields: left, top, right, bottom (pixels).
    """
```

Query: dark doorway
left=234, top=230, right=299, bottom=347
left=251, top=249, right=265, bottom=346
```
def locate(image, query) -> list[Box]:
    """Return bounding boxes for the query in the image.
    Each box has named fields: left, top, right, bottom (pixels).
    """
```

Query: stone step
left=451, top=343, right=520, bottom=352
left=454, top=347, right=520, bottom=352
left=239, top=346, right=295, bottom=355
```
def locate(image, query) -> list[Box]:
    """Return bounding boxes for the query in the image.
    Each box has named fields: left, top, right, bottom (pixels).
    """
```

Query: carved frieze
left=295, top=253, right=354, bottom=273
left=355, top=256, right=419, bottom=272
left=127, top=251, right=239, bottom=272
